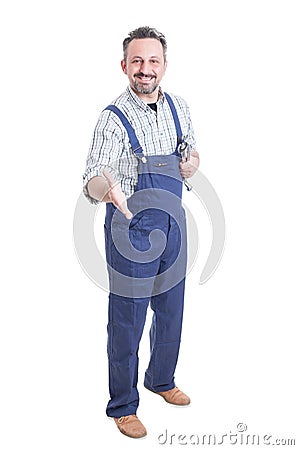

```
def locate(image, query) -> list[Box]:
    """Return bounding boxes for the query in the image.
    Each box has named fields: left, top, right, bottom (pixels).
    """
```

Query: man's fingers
left=190, top=150, right=200, bottom=159
left=103, top=171, right=133, bottom=219
left=122, top=207, right=133, bottom=220
left=180, top=160, right=198, bottom=179
left=117, top=201, right=133, bottom=220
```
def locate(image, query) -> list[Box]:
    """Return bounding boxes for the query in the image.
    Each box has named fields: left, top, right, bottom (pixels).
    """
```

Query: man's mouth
left=134, top=74, right=156, bottom=82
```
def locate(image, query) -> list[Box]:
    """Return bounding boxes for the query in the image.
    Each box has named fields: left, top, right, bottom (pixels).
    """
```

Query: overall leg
left=105, top=206, right=161, bottom=417
left=106, top=294, right=149, bottom=417
left=144, top=209, right=187, bottom=392
left=144, top=279, right=185, bottom=392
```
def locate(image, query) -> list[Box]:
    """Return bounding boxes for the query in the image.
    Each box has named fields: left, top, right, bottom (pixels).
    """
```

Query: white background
left=1, top=0, right=298, bottom=448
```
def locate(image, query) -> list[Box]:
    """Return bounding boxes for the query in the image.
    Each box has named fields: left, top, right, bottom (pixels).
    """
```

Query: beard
left=133, top=73, right=158, bottom=95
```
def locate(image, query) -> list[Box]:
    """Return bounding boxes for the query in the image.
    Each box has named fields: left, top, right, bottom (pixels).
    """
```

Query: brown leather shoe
left=155, top=387, right=191, bottom=406
left=113, top=415, right=147, bottom=438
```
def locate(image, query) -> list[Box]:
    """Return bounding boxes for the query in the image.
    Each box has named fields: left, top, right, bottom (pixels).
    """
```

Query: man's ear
left=163, top=60, right=168, bottom=74
left=121, top=59, right=127, bottom=74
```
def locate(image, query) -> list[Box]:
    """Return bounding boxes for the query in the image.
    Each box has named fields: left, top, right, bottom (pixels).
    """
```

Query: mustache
left=134, top=72, right=156, bottom=79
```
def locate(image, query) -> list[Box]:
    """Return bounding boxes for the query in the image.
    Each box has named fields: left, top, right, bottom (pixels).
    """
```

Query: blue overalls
left=104, top=93, right=188, bottom=418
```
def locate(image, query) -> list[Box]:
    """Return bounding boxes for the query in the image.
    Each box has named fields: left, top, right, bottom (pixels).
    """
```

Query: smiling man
left=83, top=26, right=199, bottom=439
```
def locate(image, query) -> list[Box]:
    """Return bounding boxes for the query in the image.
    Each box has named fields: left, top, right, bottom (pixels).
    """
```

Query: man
left=83, top=26, right=199, bottom=439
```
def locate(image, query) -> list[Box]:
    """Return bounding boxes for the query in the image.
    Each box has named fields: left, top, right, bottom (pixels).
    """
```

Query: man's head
left=123, top=26, right=167, bottom=61
left=121, top=26, right=168, bottom=101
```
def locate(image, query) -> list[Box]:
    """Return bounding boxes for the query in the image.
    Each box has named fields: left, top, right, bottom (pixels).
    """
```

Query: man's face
left=121, top=38, right=167, bottom=99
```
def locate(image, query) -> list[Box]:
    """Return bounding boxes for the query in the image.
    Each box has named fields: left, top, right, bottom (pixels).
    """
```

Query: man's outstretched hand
left=102, top=170, right=133, bottom=220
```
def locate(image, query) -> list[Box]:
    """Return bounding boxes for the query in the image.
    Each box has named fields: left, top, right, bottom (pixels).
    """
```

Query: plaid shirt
left=83, top=86, right=196, bottom=204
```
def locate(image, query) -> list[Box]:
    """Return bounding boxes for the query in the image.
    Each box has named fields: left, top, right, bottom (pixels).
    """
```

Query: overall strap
left=164, top=92, right=192, bottom=191
left=164, top=92, right=184, bottom=146
left=104, top=105, right=143, bottom=154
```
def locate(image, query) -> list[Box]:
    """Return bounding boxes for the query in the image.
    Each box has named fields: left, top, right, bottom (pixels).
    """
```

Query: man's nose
left=140, top=60, right=151, bottom=74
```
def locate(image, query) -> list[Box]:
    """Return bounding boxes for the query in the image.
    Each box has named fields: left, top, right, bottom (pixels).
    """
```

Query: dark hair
left=123, top=26, right=167, bottom=61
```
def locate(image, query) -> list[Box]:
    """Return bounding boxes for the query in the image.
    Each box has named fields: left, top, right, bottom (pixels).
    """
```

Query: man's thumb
left=102, top=170, right=116, bottom=187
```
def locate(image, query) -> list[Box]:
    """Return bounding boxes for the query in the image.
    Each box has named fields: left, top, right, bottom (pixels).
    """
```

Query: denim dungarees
left=104, top=93, right=188, bottom=418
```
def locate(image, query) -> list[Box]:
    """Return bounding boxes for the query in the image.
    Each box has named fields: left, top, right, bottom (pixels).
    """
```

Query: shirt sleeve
left=82, top=110, right=124, bottom=204
left=184, top=103, right=197, bottom=152
left=170, top=94, right=197, bottom=152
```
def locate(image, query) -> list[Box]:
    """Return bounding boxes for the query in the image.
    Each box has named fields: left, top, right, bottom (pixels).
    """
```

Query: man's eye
left=132, top=59, right=141, bottom=64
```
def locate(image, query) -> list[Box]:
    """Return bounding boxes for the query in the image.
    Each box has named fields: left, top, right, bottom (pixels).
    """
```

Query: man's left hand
left=179, top=150, right=200, bottom=178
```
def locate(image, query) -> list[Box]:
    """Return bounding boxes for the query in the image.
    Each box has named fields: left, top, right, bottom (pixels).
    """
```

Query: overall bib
left=104, top=93, right=187, bottom=418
